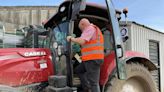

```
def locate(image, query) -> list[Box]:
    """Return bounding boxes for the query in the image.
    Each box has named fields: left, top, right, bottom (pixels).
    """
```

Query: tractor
left=0, top=0, right=158, bottom=92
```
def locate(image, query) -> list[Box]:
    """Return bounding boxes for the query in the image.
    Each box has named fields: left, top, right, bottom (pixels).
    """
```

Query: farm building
left=120, top=21, right=164, bottom=92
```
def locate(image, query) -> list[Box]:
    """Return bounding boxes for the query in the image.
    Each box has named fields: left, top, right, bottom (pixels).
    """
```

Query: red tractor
left=0, top=0, right=158, bottom=92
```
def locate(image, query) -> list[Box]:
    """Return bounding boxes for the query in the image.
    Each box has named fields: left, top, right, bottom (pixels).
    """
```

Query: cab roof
left=44, top=0, right=109, bottom=29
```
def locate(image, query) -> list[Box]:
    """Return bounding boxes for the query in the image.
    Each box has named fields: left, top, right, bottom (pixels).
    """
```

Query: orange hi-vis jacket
left=81, top=24, right=104, bottom=61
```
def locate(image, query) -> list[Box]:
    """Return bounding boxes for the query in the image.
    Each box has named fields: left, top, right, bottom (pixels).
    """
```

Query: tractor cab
left=0, top=0, right=158, bottom=92
left=43, top=0, right=125, bottom=87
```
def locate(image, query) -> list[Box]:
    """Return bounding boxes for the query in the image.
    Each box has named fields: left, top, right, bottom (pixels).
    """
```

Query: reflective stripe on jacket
left=81, top=24, right=104, bottom=61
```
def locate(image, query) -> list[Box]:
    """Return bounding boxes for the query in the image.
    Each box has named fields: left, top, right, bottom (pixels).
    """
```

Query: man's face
left=78, top=18, right=90, bottom=32
left=79, top=22, right=84, bottom=31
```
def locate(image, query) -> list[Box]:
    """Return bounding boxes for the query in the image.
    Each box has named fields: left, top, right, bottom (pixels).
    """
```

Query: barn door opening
left=149, top=40, right=160, bottom=91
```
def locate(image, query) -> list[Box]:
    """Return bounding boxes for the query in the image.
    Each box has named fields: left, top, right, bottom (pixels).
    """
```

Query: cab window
left=102, top=28, right=113, bottom=56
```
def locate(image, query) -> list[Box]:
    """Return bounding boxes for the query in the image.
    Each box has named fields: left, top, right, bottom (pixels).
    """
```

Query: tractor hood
left=0, top=48, right=54, bottom=86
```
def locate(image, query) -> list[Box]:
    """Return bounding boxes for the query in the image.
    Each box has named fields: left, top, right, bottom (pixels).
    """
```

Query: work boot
left=77, top=86, right=91, bottom=92
left=84, top=89, right=91, bottom=92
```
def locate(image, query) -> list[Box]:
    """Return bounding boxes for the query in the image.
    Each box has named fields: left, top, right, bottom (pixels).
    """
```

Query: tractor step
left=48, top=75, right=67, bottom=88
left=46, top=86, right=72, bottom=92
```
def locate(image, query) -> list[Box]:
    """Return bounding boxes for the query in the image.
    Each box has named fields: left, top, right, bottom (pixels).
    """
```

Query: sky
left=0, top=0, right=163, bottom=32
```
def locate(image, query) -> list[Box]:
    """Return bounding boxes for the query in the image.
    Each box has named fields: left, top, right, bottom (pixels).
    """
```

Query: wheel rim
left=120, top=77, right=150, bottom=92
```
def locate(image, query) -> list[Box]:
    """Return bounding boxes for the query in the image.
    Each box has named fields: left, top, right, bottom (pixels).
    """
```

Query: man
left=67, top=18, right=104, bottom=92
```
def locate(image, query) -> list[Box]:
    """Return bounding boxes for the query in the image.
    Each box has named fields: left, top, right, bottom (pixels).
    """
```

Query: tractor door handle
left=116, top=45, right=123, bottom=58
left=117, top=45, right=122, bottom=48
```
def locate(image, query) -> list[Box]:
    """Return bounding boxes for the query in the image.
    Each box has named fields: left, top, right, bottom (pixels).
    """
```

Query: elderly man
left=67, top=18, right=104, bottom=92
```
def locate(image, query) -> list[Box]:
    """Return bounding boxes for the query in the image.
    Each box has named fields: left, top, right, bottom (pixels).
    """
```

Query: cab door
left=105, top=0, right=126, bottom=79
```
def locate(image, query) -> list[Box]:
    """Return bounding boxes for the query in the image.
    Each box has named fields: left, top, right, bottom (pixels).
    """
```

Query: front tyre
left=105, top=63, right=158, bottom=92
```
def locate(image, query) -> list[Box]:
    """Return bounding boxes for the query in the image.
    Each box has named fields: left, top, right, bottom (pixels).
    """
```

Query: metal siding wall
left=48, top=9, right=57, bottom=18
left=0, top=7, right=57, bottom=33
left=131, top=24, right=149, bottom=55
left=31, top=10, right=37, bottom=25
left=130, top=24, right=164, bottom=92
left=159, top=39, right=164, bottom=92
left=40, top=10, right=49, bottom=23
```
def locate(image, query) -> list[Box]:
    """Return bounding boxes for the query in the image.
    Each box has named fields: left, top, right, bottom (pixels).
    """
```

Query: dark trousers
left=75, top=59, right=103, bottom=92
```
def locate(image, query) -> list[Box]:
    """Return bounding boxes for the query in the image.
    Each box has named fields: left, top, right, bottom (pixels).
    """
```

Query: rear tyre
left=0, top=85, right=19, bottom=92
left=105, top=63, right=158, bottom=92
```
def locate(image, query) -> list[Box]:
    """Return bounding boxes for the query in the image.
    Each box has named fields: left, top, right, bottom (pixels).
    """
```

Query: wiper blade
left=54, top=21, right=62, bottom=32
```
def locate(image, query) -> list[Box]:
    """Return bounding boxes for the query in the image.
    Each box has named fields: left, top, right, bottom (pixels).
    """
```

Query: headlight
left=53, top=42, right=58, bottom=49
left=56, top=56, right=59, bottom=62
left=60, top=6, right=66, bottom=12
left=58, top=45, right=62, bottom=56
left=49, top=56, right=52, bottom=60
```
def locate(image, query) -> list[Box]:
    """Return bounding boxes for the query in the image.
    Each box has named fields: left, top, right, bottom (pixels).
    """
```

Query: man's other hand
left=67, top=36, right=72, bottom=42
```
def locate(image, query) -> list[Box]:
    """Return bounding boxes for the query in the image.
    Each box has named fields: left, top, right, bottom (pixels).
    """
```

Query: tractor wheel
left=105, top=63, right=158, bottom=92
left=0, top=85, right=18, bottom=92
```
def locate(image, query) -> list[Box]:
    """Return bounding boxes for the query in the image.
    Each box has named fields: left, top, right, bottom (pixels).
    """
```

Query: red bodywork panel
left=0, top=48, right=54, bottom=87
left=100, top=51, right=148, bottom=85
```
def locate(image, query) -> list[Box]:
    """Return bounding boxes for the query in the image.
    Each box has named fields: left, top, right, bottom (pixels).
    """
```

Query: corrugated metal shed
left=120, top=21, right=164, bottom=92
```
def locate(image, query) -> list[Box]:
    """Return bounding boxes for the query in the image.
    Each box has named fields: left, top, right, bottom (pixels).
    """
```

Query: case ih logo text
left=24, top=51, right=46, bottom=57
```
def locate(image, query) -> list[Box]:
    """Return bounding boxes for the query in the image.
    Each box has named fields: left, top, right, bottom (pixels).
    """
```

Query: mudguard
left=100, top=51, right=157, bottom=86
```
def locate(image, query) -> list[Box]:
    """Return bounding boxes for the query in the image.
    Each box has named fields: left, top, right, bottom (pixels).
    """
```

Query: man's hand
left=67, top=36, right=72, bottom=42
left=67, top=36, right=85, bottom=45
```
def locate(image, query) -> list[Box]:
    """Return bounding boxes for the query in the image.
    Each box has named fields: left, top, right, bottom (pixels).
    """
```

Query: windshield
left=49, top=21, right=69, bottom=75
left=53, top=22, right=69, bottom=49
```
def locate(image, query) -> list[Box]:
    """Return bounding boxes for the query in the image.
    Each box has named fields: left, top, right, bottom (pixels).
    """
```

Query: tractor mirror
left=80, top=0, right=86, bottom=11
left=116, top=9, right=122, bottom=21
left=71, top=0, right=86, bottom=20
left=120, top=27, right=129, bottom=42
